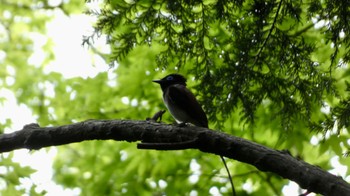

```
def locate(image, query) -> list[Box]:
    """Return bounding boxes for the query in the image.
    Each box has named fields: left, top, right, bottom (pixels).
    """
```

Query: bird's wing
left=167, top=84, right=208, bottom=128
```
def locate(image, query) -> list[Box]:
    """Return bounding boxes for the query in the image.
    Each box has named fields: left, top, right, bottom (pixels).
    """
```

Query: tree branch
left=0, top=119, right=349, bottom=195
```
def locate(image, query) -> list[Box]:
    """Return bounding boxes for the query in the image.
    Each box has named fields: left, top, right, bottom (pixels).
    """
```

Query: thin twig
left=253, top=0, right=283, bottom=66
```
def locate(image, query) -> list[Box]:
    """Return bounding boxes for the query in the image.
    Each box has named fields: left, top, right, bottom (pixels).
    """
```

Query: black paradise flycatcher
left=153, top=74, right=208, bottom=127
left=153, top=73, right=236, bottom=195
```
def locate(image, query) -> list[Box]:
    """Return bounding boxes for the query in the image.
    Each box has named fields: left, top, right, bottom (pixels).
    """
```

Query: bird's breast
left=163, top=94, right=189, bottom=124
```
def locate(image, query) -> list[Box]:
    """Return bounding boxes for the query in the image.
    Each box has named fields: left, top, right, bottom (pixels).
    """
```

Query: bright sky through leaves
left=1, top=11, right=108, bottom=195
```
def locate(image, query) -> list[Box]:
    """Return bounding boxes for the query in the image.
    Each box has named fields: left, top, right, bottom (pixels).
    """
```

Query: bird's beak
left=152, top=79, right=162, bottom=84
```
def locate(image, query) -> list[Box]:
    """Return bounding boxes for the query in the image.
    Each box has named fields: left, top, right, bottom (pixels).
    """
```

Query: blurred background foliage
left=0, top=0, right=349, bottom=195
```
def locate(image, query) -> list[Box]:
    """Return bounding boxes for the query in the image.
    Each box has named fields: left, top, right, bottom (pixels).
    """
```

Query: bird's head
left=153, top=74, right=187, bottom=89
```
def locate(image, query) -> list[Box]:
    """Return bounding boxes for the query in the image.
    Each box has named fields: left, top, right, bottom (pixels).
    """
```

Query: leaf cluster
left=89, top=0, right=349, bottom=133
left=0, top=154, right=41, bottom=195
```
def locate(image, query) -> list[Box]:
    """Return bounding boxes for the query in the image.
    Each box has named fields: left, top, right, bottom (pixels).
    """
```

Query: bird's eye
left=166, top=76, right=174, bottom=80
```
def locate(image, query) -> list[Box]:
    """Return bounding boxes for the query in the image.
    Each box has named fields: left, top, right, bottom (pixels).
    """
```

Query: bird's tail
left=220, top=155, right=236, bottom=196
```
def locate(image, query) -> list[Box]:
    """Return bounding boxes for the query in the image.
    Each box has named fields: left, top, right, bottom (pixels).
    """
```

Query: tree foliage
left=89, top=0, right=349, bottom=130
left=0, top=0, right=350, bottom=195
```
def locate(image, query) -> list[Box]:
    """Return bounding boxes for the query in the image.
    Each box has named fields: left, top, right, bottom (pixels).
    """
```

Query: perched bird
left=153, top=74, right=208, bottom=128
left=153, top=73, right=236, bottom=195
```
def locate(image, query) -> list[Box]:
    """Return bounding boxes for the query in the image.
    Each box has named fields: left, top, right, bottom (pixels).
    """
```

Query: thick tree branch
left=0, top=119, right=349, bottom=195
